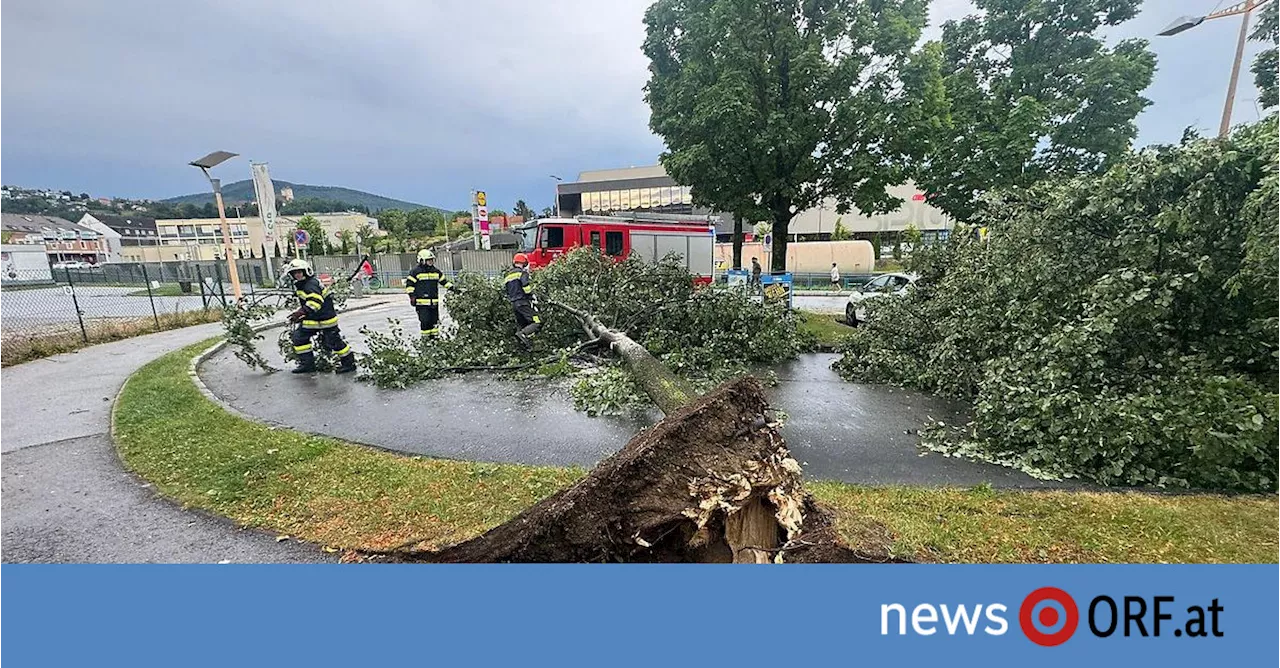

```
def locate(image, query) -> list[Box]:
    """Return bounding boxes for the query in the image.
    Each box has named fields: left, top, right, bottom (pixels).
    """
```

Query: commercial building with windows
left=143, top=212, right=379, bottom=262
left=1, top=213, right=109, bottom=264
left=554, top=165, right=952, bottom=242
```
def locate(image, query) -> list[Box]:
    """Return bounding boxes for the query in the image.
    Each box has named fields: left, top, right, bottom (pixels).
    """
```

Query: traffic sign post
left=295, top=228, right=311, bottom=260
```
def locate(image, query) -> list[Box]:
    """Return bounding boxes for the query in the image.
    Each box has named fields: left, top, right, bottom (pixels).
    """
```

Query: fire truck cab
left=518, top=213, right=717, bottom=284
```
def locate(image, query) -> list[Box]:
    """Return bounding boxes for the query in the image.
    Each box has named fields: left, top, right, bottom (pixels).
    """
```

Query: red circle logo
left=1020, top=587, right=1079, bottom=646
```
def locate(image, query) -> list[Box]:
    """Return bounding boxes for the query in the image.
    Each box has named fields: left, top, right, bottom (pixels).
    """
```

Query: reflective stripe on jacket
left=405, top=263, right=450, bottom=306
left=294, top=276, right=338, bottom=329
left=504, top=266, right=533, bottom=303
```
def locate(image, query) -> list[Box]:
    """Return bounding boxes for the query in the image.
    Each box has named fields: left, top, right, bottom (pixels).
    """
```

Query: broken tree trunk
left=392, top=302, right=894, bottom=563
left=415, top=376, right=883, bottom=564
left=551, top=300, right=694, bottom=414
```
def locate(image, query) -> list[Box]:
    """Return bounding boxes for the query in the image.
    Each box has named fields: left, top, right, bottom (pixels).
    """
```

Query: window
left=639, top=188, right=652, bottom=209
left=608, top=190, right=620, bottom=211
left=605, top=231, right=624, bottom=256
left=178, top=225, right=196, bottom=236
left=629, top=189, right=641, bottom=209
left=680, top=186, right=693, bottom=205
left=590, top=231, right=601, bottom=248
left=863, top=275, right=891, bottom=292
left=540, top=226, right=565, bottom=248
left=619, top=189, right=632, bottom=210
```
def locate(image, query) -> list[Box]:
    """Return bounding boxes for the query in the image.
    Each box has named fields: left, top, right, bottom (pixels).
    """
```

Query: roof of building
left=575, top=165, right=668, bottom=182
left=84, top=213, right=157, bottom=233
left=1, top=213, right=84, bottom=234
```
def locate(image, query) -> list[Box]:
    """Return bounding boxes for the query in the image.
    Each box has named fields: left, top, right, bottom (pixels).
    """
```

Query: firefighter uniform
left=291, top=275, right=355, bottom=372
left=504, top=264, right=542, bottom=338
left=405, top=262, right=451, bottom=336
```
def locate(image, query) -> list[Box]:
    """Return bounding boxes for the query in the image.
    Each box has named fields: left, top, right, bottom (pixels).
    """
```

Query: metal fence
left=307, top=249, right=518, bottom=290
left=0, top=264, right=268, bottom=352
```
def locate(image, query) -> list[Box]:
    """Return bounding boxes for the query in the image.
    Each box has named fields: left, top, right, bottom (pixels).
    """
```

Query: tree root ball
left=404, top=376, right=898, bottom=564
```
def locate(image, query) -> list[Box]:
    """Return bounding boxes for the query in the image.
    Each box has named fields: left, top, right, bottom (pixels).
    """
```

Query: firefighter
left=405, top=249, right=450, bottom=337
left=504, top=253, right=541, bottom=346
left=285, top=259, right=356, bottom=374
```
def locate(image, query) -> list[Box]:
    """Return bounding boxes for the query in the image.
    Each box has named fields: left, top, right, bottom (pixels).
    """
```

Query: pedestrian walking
left=285, top=259, right=356, bottom=375
left=405, top=249, right=450, bottom=337
left=830, top=263, right=840, bottom=288
left=750, top=257, right=763, bottom=293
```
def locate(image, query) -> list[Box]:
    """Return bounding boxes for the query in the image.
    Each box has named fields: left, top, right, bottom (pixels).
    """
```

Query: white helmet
left=285, top=259, right=312, bottom=277
left=417, top=249, right=436, bottom=262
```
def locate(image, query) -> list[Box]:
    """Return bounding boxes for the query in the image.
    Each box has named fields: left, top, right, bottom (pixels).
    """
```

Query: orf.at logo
left=1020, top=587, right=1079, bottom=646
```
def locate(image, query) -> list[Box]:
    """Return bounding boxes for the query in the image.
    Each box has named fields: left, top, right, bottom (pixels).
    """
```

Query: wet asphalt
left=0, top=304, right=408, bottom=563
left=200, top=301, right=1067, bottom=488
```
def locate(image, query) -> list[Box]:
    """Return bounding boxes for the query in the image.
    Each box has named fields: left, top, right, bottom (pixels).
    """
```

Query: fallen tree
left=388, top=307, right=883, bottom=564
left=405, top=376, right=882, bottom=564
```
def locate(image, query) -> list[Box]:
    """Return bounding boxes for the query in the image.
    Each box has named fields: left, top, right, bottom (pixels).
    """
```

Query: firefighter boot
left=291, top=362, right=316, bottom=374
left=335, top=353, right=357, bottom=374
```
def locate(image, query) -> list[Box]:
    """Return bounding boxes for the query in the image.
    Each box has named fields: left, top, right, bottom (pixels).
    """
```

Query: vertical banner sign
left=475, top=190, right=492, bottom=250
left=250, top=163, right=277, bottom=245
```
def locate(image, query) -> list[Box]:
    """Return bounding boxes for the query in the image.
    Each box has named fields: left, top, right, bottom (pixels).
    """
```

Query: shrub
left=836, top=119, right=1279, bottom=491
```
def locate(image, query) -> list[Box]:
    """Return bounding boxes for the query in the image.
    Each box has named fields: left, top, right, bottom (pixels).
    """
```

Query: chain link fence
left=0, top=261, right=290, bottom=366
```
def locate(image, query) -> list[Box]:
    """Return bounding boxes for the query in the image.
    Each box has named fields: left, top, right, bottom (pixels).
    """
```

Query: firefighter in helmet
left=504, top=253, right=541, bottom=346
left=285, top=259, right=357, bottom=374
left=406, top=248, right=451, bottom=337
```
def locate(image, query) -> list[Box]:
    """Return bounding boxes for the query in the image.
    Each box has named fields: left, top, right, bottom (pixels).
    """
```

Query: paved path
left=0, top=301, right=414, bottom=563
left=200, top=302, right=1069, bottom=489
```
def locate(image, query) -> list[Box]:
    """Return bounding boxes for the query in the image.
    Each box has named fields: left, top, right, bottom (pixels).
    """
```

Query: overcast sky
left=1, top=0, right=1268, bottom=211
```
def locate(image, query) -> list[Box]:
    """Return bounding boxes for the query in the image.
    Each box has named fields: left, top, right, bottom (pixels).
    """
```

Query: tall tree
left=644, top=0, right=941, bottom=272
left=513, top=199, right=535, bottom=220
left=918, top=0, right=1156, bottom=221
left=379, top=209, right=409, bottom=252
left=296, top=214, right=327, bottom=256
left=354, top=223, right=376, bottom=253
left=1251, top=1, right=1278, bottom=110
left=336, top=229, right=353, bottom=254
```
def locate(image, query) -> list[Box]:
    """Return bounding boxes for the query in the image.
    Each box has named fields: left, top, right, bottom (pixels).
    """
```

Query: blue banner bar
left=2, top=565, right=1275, bottom=666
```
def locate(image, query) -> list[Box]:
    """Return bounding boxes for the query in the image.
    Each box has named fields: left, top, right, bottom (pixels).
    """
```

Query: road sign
left=294, top=229, right=311, bottom=247
left=763, top=233, right=772, bottom=248
left=476, top=191, right=487, bottom=207
left=63, top=285, right=73, bottom=296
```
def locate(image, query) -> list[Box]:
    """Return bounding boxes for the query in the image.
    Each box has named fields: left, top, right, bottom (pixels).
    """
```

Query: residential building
left=553, top=165, right=952, bottom=242
left=78, top=213, right=159, bottom=263
left=0, top=213, right=108, bottom=264
left=150, top=212, right=379, bottom=261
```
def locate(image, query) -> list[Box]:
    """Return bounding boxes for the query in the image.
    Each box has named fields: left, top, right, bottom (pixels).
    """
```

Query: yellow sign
left=476, top=191, right=487, bottom=207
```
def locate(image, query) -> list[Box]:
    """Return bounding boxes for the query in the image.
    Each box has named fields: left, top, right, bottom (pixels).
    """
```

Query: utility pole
left=189, top=151, right=243, bottom=300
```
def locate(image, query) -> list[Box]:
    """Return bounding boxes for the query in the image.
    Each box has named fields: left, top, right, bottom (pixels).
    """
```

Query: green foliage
left=830, top=219, right=852, bottom=241
left=1251, top=1, right=1278, bottom=109
left=836, top=119, right=1280, bottom=492
left=295, top=214, right=326, bottom=256
left=513, top=199, right=536, bottom=220
left=221, top=301, right=282, bottom=372
left=355, top=247, right=807, bottom=414
left=917, top=0, right=1156, bottom=221
left=570, top=366, right=648, bottom=416
left=643, top=0, right=944, bottom=272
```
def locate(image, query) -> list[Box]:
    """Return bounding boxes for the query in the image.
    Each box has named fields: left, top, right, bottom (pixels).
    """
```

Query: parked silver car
left=845, top=272, right=917, bottom=325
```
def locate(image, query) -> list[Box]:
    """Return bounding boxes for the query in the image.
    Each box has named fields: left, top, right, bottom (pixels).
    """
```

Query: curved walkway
left=199, top=302, right=1072, bottom=489
left=0, top=299, right=405, bottom=562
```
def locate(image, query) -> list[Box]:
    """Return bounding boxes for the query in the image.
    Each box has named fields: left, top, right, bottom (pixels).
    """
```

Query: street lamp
left=1158, top=0, right=1276, bottom=137
left=189, top=150, right=244, bottom=300
left=550, top=175, right=563, bottom=217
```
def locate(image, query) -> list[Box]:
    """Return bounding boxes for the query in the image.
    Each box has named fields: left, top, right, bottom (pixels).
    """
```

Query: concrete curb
left=186, top=298, right=394, bottom=418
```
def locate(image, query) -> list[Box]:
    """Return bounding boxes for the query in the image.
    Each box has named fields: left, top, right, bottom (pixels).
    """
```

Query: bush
left=357, top=247, right=808, bottom=414
left=836, top=119, right=1279, bottom=491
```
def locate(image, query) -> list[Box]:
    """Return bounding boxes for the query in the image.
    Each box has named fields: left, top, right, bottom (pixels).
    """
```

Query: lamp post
left=189, top=150, right=243, bottom=300
left=550, top=175, right=563, bottom=216
left=1158, top=0, right=1275, bottom=138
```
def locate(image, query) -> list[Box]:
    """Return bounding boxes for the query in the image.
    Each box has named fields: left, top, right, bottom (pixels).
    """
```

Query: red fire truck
left=518, top=213, right=718, bottom=284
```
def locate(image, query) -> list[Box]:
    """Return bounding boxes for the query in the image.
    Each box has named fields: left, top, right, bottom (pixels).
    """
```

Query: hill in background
left=163, top=180, right=443, bottom=213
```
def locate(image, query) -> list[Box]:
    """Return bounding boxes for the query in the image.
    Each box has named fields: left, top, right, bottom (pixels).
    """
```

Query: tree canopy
left=914, top=0, right=1156, bottom=221
left=643, top=0, right=944, bottom=272
left=1251, top=1, right=1278, bottom=110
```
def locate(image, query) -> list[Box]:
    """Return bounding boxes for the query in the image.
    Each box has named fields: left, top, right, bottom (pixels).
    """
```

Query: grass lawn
left=114, top=341, right=583, bottom=553
left=114, top=341, right=1279, bottom=563
left=798, top=309, right=854, bottom=348
left=1, top=309, right=223, bottom=367
left=812, top=482, right=1278, bottom=563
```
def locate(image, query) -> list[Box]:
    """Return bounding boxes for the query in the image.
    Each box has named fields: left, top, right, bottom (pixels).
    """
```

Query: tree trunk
left=554, top=301, right=695, bottom=414
left=732, top=212, right=744, bottom=270
left=413, top=376, right=882, bottom=564
left=771, top=210, right=790, bottom=274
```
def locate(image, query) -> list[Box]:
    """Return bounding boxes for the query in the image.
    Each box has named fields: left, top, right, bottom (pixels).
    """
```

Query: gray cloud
left=1, top=0, right=1268, bottom=211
